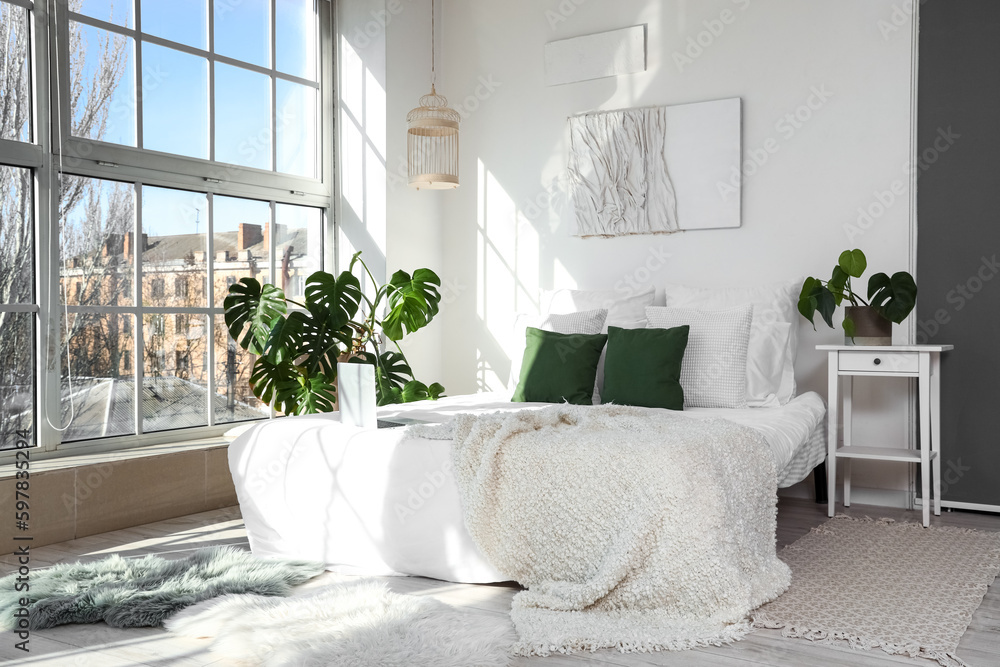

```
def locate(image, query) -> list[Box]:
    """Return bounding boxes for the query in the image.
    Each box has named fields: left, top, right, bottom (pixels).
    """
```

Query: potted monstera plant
left=798, top=249, right=917, bottom=345
left=223, top=251, right=444, bottom=414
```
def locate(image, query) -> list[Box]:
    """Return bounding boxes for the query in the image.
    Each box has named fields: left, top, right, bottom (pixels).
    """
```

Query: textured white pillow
left=646, top=305, right=753, bottom=409
left=509, top=309, right=608, bottom=392
left=662, top=280, right=800, bottom=405
left=541, top=286, right=656, bottom=331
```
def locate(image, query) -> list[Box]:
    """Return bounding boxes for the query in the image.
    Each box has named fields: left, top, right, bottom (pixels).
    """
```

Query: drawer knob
left=873, top=358, right=881, bottom=366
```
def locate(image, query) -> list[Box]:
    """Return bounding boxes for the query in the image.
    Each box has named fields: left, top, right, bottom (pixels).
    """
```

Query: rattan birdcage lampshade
left=407, top=86, right=460, bottom=190
left=407, top=0, right=459, bottom=190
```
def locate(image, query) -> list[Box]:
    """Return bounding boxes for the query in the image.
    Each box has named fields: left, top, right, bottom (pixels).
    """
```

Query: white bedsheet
left=228, top=392, right=825, bottom=583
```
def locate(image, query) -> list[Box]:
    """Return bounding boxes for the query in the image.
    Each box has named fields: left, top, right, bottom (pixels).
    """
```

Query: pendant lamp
left=406, top=0, right=460, bottom=189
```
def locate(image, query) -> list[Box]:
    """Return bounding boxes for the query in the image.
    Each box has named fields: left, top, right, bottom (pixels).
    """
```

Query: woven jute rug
left=753, top=515, right=1000, bottom=667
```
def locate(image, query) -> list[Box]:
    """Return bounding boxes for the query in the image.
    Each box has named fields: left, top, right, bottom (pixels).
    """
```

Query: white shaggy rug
left=166, top=579, right=515, bottom=667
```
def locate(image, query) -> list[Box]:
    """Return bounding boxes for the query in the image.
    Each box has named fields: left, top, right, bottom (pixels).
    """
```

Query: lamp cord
left=430, top=0, right=436, bottom=88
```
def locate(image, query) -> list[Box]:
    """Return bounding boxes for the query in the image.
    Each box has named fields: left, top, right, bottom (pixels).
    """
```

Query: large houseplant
left=798, top=249, right=917, bottom=344
left=223, top=251, right=444, bottom=414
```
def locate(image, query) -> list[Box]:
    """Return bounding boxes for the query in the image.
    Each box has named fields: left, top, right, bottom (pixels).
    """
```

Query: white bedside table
left=818, top=344, right=953, bottom=527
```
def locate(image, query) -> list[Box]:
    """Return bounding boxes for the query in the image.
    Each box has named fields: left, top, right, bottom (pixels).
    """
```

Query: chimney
left=216, top=251, right=231, bottom=262
left=238, top=223, right=263, bottom=251
left=123, top=233, right=148, bottom=261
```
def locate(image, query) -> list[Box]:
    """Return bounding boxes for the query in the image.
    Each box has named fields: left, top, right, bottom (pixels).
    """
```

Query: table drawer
left=838, top=351, right=918, bottom=373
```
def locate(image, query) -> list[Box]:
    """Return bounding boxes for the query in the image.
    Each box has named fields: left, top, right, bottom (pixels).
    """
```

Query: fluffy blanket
left=0, top=546, right=324, bottom=629
left=419, top=404, right=791, bottom=655
left=167, top=579, right=515, bottom=667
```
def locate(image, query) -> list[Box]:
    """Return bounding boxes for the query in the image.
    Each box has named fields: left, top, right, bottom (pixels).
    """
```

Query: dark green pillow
left=602, top=325, right=689, bottom=410
left=512, top=328, right=608, bottom=405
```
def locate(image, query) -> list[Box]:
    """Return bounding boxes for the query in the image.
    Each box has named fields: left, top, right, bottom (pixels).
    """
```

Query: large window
left=0, top=0, right=332, bottom=454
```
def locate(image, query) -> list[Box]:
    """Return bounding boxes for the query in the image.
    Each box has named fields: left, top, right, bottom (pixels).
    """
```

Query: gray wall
left=917, top=0, right=1000, bottom=505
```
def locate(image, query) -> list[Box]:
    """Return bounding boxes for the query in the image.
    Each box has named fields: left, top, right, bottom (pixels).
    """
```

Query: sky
left=72, top=0, right=318, bottom=176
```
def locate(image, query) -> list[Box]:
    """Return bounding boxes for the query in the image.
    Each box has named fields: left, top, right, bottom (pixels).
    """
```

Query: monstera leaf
left=347, top=350, right=445, bottom=406
left=797, top=277, right=836, bottom=330
left=304, top=270, right=363, bottom=329
left=249, top=356, right=301, bottom=415
left=290, top=373, right=339, bottom=415
left=868, top=271, right=918, bottom=324
left=838, top=249, right=868, bottom=278
left=381, top=269, right=442, bottom=341
left=296, top=303, right=354, bottom=376
left=349, top=350, right=415, bottom=405
left=224, top=279, right=287, bottom=354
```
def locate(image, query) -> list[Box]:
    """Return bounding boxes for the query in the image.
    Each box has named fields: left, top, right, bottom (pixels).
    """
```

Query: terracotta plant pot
left=845, top=305, right=891, bottom=346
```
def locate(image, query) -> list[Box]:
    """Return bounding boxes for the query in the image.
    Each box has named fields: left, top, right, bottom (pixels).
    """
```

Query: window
left=1, top=0, right=332, bottom=455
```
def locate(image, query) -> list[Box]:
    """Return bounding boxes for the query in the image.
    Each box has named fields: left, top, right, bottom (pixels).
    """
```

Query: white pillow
left=662, top=280, right=800, bottom=405
left=541, top=286, right=656, bottom=331
left=509, top=309, right=608, bottom=393
left=646, top=305, right=753, bottom=409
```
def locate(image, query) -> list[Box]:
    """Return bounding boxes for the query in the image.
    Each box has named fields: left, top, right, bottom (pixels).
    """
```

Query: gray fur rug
left=0, top=546, right=324, bottom=630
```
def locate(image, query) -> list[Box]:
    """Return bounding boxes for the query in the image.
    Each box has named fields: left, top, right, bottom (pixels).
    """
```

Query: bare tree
left=0, top=1, right=131, bottom=444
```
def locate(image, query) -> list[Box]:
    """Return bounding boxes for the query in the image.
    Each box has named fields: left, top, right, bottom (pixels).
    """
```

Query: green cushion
left=512, top=328, right=608, bottom=405
left=601, top=325, right=689, bottom=410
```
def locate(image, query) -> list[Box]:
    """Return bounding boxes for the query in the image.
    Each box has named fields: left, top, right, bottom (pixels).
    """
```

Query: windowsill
left=0, top=436, right=231, bottom=481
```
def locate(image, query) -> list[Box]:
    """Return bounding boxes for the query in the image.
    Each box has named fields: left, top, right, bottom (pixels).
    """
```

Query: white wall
left=384, top=0, right=917, bottom=499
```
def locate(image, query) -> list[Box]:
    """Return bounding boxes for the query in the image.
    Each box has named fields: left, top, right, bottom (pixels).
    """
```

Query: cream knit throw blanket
left=417, top=404, right=791, bottom=656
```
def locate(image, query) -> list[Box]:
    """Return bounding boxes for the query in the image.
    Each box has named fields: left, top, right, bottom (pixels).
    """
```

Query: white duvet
left=228, top=392, right=825, bottom=584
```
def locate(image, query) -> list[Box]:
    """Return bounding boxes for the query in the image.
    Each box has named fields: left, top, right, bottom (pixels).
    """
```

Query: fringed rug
left=753, top=515, right=1000, bottom=667
left=166, top=579, right=515, bottom=667
left=0, top=546, right=324, bottom=630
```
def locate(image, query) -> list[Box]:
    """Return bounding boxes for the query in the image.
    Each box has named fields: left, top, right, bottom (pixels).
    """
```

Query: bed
left=228, top=390, right=826, bottom=584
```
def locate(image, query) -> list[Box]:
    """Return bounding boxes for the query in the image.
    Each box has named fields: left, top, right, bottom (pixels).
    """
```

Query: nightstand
left=818, top=344, right=953, bottom=527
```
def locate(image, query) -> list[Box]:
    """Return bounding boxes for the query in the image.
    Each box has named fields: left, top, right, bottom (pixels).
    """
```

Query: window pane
left=214, top=0, right=270, bottom=68
left=213, top=315, right=266, bottom=424
left=59, top=175, right=134, bottom=306
left=76, top=0, right=135, bottom=28
left=0, top=166, right=33, bottom=304
left=140, top=0, right=207, bottom=50
left=141, top=186, right=207, bottom=307
left=214, top=63, right=271, bottom=170
left=143, top=313, right=209, bottom=431
left=69, top=21, right=137, bottom=147
left=276, top=80, right=317, bottom=177
left=0, top=312, right=33, bottom=451
left=62, top=313, right=135, bottom=441
left=275, top=203, right=321, bottom=299
left=0, top=3, right=31, bottom=142
left=276, top=0, right=317, bottom=80
left=213, top=195, right=270, bottom=307
left=141, top=43, right=208, bottom=159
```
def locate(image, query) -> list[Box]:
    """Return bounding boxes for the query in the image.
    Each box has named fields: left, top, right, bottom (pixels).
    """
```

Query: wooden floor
left=2, top=498, right=999, bottom=666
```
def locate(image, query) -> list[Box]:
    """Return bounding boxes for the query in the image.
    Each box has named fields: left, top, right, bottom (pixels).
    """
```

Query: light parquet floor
left=1, top=498, right=998, bottom=666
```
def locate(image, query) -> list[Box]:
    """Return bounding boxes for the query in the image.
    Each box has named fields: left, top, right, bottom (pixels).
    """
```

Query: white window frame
left=0, top=0, right=337, bottom=461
